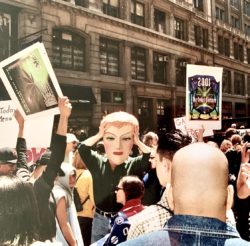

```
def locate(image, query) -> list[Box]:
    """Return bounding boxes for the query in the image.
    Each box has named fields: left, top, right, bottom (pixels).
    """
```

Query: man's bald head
left=169, top=143, right=231, bottom=221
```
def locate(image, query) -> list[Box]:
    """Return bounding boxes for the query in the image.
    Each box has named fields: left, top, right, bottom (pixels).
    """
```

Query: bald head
left=170, top=143, right=230, bottom=221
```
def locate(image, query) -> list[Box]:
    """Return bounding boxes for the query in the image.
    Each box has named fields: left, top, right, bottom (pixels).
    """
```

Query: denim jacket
left=121, top=215, right=250, bottom=246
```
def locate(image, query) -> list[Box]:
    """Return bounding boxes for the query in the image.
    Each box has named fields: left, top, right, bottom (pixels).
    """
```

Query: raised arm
left=82, top=119, right=106, bottom=146
left=236, top=142, right=250, bottom=199
left=133, top=126, right=151, bottom=154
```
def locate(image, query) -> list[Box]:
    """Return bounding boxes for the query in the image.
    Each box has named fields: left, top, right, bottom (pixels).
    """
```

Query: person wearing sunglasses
left=93, top=175, right=145, bottom=246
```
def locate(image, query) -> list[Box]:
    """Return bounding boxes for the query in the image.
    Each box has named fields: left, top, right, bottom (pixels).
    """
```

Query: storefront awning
left=61, top=84, right=96, bottom=104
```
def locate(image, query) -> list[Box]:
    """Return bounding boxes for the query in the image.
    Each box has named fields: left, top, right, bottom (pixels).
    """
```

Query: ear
left=166, top=183, right=174, bottom=211
left=226, top=184, right=234, bottom=210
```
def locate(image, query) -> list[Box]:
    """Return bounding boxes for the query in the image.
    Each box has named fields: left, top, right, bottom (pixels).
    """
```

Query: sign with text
left=0, top=42, right=62, bottom=119
left=174, top=116, right=214, bottom=139
left=0, top=100, right=53, bottom=148
left=186, top=64, right=223, bottom=130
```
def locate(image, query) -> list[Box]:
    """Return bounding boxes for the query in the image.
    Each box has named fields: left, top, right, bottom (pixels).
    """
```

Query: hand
left=14, top=110, right=24, bottom=128
left=133, top=125, right=140, bottom=145
left=98, top=119, right=108, bottom=139
left=237, top=162, right=250, bottom=198
left=58, top=96, right=72, bottom=118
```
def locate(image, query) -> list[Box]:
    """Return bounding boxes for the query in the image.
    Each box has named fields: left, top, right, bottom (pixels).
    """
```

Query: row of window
left=218, top=35, right=250, bottom=63
left=52, top=30, right=250, bottom=88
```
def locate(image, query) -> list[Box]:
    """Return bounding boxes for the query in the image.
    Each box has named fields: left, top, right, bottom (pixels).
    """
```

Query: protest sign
left=174, top=116, right=214, bottom=140
left=0, top=100, right=53, bottom=148
left=186, top=64, right=223, bottom=130
left=0, top=42, right=62, bottom=119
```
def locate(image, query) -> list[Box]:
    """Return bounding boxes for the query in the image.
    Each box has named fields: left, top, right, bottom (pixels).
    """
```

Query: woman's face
left=103, top=124, right=134, bottom=165
left=115, top=181, right=126, bottom=205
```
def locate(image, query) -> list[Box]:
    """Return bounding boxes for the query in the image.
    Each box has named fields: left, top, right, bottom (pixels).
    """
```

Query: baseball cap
left=0, top=147, right=17, bottom=164
left=36, top=149, right=51, bottom=166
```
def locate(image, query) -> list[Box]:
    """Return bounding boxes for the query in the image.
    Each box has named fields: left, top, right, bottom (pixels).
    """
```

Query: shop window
left=235, top=103, right=246, bottom=118
left=52, top=30, right=85, bottom=71
left=100, top=37, right=120, bottom=76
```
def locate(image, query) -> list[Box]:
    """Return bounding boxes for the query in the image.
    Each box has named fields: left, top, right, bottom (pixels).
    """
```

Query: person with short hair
left=127, top=130, right=192, bottom=240
left=0, top=147, right=17, bottom=175
left=121, top=143, right=249, bottom=245
left=77, top=111, right=151, bottom=242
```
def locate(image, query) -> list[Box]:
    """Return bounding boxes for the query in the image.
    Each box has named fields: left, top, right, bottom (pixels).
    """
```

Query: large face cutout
left=103, top=124, right=134, bottom=166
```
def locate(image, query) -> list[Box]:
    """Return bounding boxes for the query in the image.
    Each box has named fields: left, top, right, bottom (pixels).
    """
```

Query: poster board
left=0, top=42, right=62, bottom=119
left=186, top=64, right=223, bottom=130
left=0, top=100, right=53, bottom=148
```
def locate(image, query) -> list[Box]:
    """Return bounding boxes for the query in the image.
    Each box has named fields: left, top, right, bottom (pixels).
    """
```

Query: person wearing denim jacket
left=121, top=143, right=250, bottom=246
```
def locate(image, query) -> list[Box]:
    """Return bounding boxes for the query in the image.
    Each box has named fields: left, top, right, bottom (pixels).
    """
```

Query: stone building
left=0, top=0, right=250, bottom=133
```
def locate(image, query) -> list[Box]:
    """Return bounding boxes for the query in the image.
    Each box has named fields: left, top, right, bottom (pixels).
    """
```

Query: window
left=131, top=47, right=146, bottom=81
left=174, top=17, right=185, bottom=40
left=230, top=0, right=239, bottom=9
left=222, top=69, right=231, bottom=94
left=234, top=72, right=245, bottom=96
left=138, top=98, right=152, bottom=131
left=100, top=37, right=119, bottom=76
left=193, top=0, right=203, bottom=11
left=153, top=52, right=168, bottom=84
left=101, top=90, right=124, bottom=103
left=248, top=75, right=250, bottom=96
left=231, top=16, right=240, bottom=29
left=103, top=0, right=119, bottom=18
left=176, top=96, right=185, bottom=117
left=247, top=48, right=250, bottom=64
left=75, top=0, right=88, bottom=7
left=244, top=0, right=250, bottom=16
left=218, top=36, right=230, bottom=57
left=235, top=103, right=246, bottom=118
left=157, top=99, right=172, bottom=131
left=245, top=24, right=250, bottom=36
left=176, top=58, right=187, bottom=87
left=216, top=7, right=225, bottom=21
left=234, top=42, right=244, bottom=62
left=154, top=9, right=166, bottom=34
left=52, top=30, right=85, bottom=71
left=157, top=99, right=167, bottom=116
left=194, top=25, right=208, bottom=48
left=222, top=101, right=233, bottom=119
left=131, top=0, right=145, bottom=27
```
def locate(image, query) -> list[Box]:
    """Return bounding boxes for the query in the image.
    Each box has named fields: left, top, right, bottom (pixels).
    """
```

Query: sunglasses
left=115, top=186, right=123, bottom=192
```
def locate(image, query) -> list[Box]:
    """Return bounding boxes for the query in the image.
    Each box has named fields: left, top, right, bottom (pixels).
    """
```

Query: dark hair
left=0, top=175, right=40, bottom=245
left=157, top=129, right=192, bottom=161
left=120, top=175, right=144, bottom=201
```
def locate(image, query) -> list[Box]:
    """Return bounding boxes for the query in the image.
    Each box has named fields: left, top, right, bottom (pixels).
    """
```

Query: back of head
left=101, top=111, right=139, bottom=128
left=157, top=130, right=192, bottom=161
left=0, top=175, right=39, bottom=245
left=142, top=131, right=158, bottom=147
left=120, top=175, right=145, bottom=201
left=171, top=143, right=229, bottom=219
left=0, top=147, right=17, bottom=164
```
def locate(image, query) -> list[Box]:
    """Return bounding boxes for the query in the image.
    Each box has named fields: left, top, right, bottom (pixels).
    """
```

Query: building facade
left=0, top=0, right=250, bottom=133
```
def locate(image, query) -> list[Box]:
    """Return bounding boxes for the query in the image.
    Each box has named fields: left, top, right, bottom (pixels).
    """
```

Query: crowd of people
left=1, top=97, right=250, bottom=245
